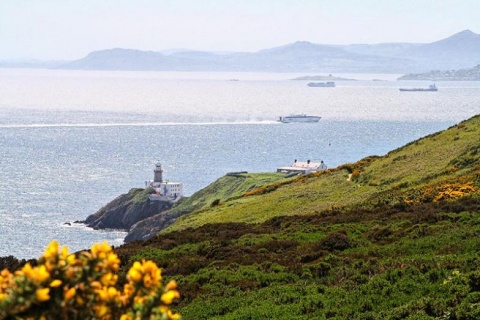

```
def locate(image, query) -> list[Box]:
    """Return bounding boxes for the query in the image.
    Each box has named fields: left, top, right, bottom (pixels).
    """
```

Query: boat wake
left=0, top=120, right=280, bottom=129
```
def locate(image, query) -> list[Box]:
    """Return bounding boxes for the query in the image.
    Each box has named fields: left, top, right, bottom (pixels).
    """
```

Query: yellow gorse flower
left=0, top=240, right=181, bottom=319
left=50, top=279, right=62, bottom=287
left=43, top=240, right=59, bottom=260
left=64, top=287, right=76, bottom=300
left=161, top=290, right=180, bottom=305
left=35, top=288, right=50, bottom=302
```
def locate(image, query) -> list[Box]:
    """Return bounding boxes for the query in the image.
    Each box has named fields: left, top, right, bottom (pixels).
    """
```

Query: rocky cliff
left=82, top=188, right=172, bottom=231
left=124, top=209, right=184, bottom=242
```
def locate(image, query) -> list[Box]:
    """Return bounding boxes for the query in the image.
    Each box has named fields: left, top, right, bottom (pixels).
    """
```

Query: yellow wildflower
left=120, top=314, right=134, bottom=320
left=107, top=252, right=120, bottom=269
left=50, top=279, right=62, bottom=287
left=43, top=240, right=59, bottom=260
left=101, top=272, right=117, bottom=286
left=166, top=280, right=177, bottom=291
left=1, top=269, right=12, bottom=277
left=143, top=260, right=158, bottom=273
left=65, top=267, right=77, bottom=280
left=22, top=264, right=50, bottom=283
left=90, top=281, right=103, bottom=289
left=75, top=295, right=85, bottom=306
left=161, top=290, right=180, bottom=305
left=95, top=286, right=107, bottom=301
left=123, top=283, right=135, bottom=297
left=167, top=310, right=181, bottom=320
left=66, top=254, right=77, bottom=265
left=36, top=288, right=50, bottom=302
left=143, top=273, right=152, bottom=287
left=20, top=263, right=34, bottom=278
left=34, top=265, right=51, bottom=283
left=64, top=287, right=76, bottom=300
left=127, top=263, right=142, bottom=283
left=94, top=304, right=110, bottom=318
left=108, top=286, right=118, bottom=299
left=91, top=241, right=112, bottom=258
left=61, top=246, right=69, bottom=259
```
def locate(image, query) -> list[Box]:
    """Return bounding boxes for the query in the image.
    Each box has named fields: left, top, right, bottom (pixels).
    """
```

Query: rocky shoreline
left=77, top=188, right=176, bottom=242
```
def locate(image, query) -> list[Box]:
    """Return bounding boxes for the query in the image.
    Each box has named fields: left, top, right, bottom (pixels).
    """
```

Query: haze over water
left=1, top=69, right=479, bottom=259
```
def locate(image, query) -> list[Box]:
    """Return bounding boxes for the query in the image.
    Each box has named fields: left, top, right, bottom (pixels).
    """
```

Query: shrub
left=315, top=232, right=352, bottom=252
left=210, top=199, right=221, bottom=207
left=0, top=241, right=180, bottom=319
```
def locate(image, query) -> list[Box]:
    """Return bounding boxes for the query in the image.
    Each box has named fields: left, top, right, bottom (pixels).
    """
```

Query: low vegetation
left=117, top=195, right=480, bottom=319
left=0, top=241, right=181, bottom=319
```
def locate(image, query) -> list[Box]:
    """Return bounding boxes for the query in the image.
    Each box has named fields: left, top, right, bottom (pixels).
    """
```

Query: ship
left=278, top=114, right=321, bottom=123
left=307, top=81, right=335, bottom=87
left=399, top=84, right=438, bottom=92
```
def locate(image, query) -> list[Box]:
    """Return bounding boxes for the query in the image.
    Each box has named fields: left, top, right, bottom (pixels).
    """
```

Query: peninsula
left=398, top=64, right=480, bottom=81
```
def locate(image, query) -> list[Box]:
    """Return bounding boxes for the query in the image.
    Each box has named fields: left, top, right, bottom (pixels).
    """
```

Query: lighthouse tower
left=153, top=162, right=163, bottom=183
left=146, top=161, right=184, bottom=201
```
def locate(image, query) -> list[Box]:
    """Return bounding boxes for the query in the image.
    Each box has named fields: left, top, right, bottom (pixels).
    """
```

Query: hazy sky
left=1, top=0, right=479, bottom=60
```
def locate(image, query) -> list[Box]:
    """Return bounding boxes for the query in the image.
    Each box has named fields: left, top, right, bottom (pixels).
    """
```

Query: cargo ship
left=399, top=84, right=438, bottom=92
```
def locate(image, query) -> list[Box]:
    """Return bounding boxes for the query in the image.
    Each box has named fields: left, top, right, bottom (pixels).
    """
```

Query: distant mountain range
left=3, top=30, right=480, bottom=73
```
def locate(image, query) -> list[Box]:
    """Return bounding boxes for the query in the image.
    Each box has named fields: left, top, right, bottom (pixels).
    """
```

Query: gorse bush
left=0, top=241, right=180, bottom=320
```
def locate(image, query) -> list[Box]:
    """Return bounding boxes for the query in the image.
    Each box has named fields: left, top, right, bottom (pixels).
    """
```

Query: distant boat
left=278, top=114, right=321, bottom=123
left=399, top=84, right=438, bottom=92
left=307, top=82, right=335, bottom=87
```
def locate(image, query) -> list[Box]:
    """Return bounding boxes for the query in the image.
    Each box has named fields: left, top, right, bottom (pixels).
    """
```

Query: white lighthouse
left=146, top=162, right=183, bottom=201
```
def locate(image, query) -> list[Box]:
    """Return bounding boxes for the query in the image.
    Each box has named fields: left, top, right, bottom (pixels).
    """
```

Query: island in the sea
left=398, top=64, right=480, bottom=81
left=290, top=74, right=356, bottom=81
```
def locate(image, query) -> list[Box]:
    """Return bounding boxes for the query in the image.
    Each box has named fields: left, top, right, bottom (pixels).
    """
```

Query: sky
left=1, top=0, right=479, bottom=61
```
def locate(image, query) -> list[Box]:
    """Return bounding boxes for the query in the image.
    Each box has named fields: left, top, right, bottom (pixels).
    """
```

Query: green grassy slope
left=164, top=115, right=480, bottom=233
left=110, top=115, right=480, bottom=319
left=168, top=172, right=289, bottom=215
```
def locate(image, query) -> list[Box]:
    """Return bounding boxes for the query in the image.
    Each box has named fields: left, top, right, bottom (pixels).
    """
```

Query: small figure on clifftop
left=319, top=161, right=327, bottom=170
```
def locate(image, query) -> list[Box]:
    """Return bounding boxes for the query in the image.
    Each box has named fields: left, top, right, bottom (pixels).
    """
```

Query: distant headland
left=398, top=64, right=480, bottom=81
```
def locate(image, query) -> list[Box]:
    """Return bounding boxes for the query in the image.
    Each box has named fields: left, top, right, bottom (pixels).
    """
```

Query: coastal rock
left=84, top=188, right=172, bottom=231
left=124, top=211, right=183, bottom=242
left=0, top=256, right=33, bottom=271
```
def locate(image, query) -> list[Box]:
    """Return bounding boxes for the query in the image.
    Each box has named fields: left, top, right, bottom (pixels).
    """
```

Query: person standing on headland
left=319, top=161, right=327, bottom=170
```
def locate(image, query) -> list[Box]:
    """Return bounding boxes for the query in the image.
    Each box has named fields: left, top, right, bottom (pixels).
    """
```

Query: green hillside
left=109, top=115, right=480, bottom=319
left=167, top=172, right=289, bottom=216
left=164, top=115, right=480, bottom=233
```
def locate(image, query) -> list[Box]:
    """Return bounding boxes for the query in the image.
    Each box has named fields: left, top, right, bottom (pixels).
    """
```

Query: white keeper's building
left=277, top=159, right=327, bottom=175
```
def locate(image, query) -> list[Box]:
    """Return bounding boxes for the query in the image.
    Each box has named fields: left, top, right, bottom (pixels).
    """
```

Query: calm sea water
left=1, top=69, right=479, bottom=259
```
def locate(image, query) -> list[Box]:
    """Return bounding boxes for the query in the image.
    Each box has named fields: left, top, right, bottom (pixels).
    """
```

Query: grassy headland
left=164, top=116, right=480, bottom=233
left=112, top=114, right=480, bottom=319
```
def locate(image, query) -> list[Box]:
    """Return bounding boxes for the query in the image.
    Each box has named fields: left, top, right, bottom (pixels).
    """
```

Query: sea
left=1, top=68, right=479, bottom=259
